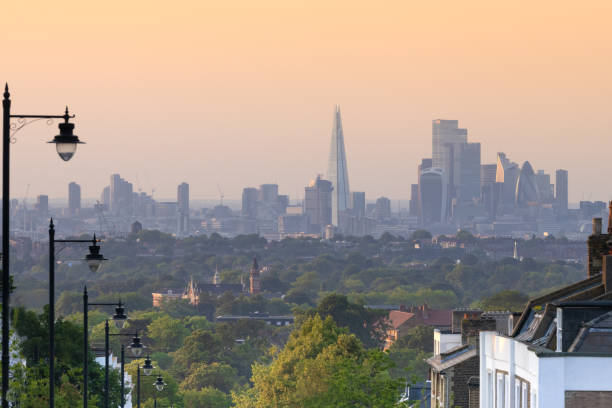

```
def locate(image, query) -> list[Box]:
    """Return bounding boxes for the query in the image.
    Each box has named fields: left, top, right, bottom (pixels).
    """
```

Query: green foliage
left=182, top=387, right=232, bottom=408
left=171, top=329, right=222, bottom=378
left=180, top=362, right=237, bottom=392
left=147, top=315, right=189, bottom=352
left=411, top=230, right=432, bottom=240
left=480, top=290, right=529, bottom=311
left=233, top=315, right=403, bottom=407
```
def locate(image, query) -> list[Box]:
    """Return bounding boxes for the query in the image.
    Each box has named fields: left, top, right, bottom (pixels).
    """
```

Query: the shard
left=327, top=105, right=350, bottom=226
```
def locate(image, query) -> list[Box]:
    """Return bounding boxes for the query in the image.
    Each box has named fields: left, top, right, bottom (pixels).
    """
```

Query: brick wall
left=450, top=355, right=479, bottom=408
left=566, top=391, right=612, bottom=407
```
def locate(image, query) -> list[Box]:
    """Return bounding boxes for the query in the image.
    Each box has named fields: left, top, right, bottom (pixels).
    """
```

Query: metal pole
left=49, top=219, right=55, bottom=408
left=104, top=319, right=109, bottom=408
left=83, top=286, right=88, bottom=408
left=137, top=363, right=141, bottom=408
left=2, top=83, right=11, bottom=408
left=120, top=345, right=125, bottom=408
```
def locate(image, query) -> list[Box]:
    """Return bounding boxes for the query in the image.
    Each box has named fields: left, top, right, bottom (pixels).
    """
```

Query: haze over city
left=3, top=0, right=612, bottom=202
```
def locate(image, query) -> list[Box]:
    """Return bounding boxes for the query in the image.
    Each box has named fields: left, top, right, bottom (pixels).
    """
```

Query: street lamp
left=119, top=351, right=154, bottom=408
left=47, top=107, right=83, bottom=161
left=2, top=84, right=81, bottom=408
left=112, top=302, right=128, bottom=329
left=108, top=331, right=146, bottom=408
left=83, top=290, right=124, bottom=408
left=154, top=375, right=166, bottom=408
left=49, top=220, right=105, bottom=408
left=128, top=335, right=144, bottom=357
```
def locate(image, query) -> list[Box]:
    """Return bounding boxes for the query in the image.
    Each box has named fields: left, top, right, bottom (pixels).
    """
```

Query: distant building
left=35, top=195, right=49, bottom=216
left=375, top=197, right=391, bottom=221
left=249, top=258, right=261, bottom=295
left=555, top=169, right=568, bottom=213
left=409, top=184, right=419, bottom=217
left=432, top=119, right=468, bottom=170
left=351, top=191, right=366, bottom=218
left=68, top=182, right=81, bottom=214
left=515, top=161, right=539, bottom=207
left=110, top=174, right=133, bottom=215
left=419, top=168, right=445, bottom=225
left=535, top=170, right=553, bottom=202
left=496, top=153, right=520, bottom=212
left=241, top=187, right=259, bottom=218
left=130, top=221, right=143, bottom=234
left=384, top=305, right=452, bottom=350
left=177, top=182, right=189, bottom=234
left=457, top=142, right=481, bottom=203
left=327, top=105, right=351, bottom=226
left=304, top=176, right=333, bottom=233
left=216, top=312, right=294, bottom=326
left=100, top=186, right=110, bottom=207
left=151, top=289, right=183, bottom=307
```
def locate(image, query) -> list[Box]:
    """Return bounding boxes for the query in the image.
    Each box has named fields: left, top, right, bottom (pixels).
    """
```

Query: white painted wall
left=434, top=330, right=461, bottom=355
left=480, top=332, right=612, bottom=408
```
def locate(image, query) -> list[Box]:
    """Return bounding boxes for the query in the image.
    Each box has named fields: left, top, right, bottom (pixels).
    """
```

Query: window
left=497, top=373, right=505, bottom=408
left=515, top=381, right=521, bottom=408
left=522, top=383, right=528, bottom=408
left=488, top=371, right=494, bottom=408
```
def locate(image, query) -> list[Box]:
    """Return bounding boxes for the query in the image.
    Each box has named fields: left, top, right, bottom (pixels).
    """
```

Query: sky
left=2, top=0, right=611, bottom=203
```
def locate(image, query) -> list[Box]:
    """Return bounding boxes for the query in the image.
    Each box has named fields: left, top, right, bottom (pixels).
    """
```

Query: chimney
left=594, top=218, right=602, bottom=235
left=603, top=255, right=612, bottom=293
left=461, top=318, right=496, bottom=347
left=608, top=201, right=612, bottom=234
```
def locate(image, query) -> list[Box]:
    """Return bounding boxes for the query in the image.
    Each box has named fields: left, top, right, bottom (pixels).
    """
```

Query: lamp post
left=83, top=291, right=124, bottom=408
left=107, top=330, right=145, bottom=408
left=2, top=84, right=82, bottom=408
left=49, top=220, right=105, bottom=408
left=153, top=374, right=166, bottom=408
left=119, top=349, right=153, bottom=408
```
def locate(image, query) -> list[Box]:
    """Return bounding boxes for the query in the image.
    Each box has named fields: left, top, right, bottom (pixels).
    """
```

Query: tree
left=481, top=290, right=529, bottom=311
left=182, top=387, right=232, bottom=408
left=411, top=230, right=432, bottom=240
left=308, top=293, right=387, bottom=348
left=171, top=330, right=222, bottom=378
left=180, top=362, right=237, bottom=392
left=233, top=315, right=403, bottom=407
left=147, top=315, right=189, bottom=352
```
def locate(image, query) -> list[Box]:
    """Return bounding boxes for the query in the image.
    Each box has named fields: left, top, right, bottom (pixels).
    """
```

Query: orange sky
left=2, top=0, right=611, bottom=203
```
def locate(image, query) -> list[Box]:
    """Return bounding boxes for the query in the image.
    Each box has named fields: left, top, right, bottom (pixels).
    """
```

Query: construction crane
left=217, top=184, right=224, bottom=206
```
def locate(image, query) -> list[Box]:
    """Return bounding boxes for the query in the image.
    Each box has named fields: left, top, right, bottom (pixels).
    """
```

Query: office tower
left=516, top=161, right=539, bottom=207
left=409, top=184, right=419, bottom=217
left=351, top=192, right=366, bottom=218
left=556, top=169, right=568, bottom=212
left=68, top=182, right=81, bottom=214
left=110, top=174, right=134, bottom=215
left=36, top=195, right=49, bottom=215
left=416, top=158, right=433, bottom=221
left=259, top=184, right=279, bottom=205
left=432, top=119, right=467, bottom=169
left=496, top=153, right=520, bottom=211
left=456, top=142, right=481, bottom=203
left=481, top=164, right=499, bottom=218
left=375, top=197, right=391, bottom=221
left=480, top=164, right=497, bottom=185
left=327, top=105, right=350, bottom=226
left=419, top=168, right=445, bottom=225
left=277, top=195, right=289, bottom=214
left=100, top=186, right=110, bottom=207
left=304, top=176, right=333, bottom=232
left=535, top=171, right=553, bottom=202
left=177, top=182, right=189, bottom=215
left=242, top=187, right=259, bottom=218
left=177, top=182, right=189, bottom=234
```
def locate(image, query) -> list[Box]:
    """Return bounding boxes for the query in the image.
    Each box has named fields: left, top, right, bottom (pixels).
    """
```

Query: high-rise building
left=68, top=182, right=81, bottom=214
left=432, top=119, right=467, bottom=169
left=480, top=164, right=497, bottom=185
left=535, top=170, right=553, bottom=202
left=351, top=192, right=366, bottom=218
left=110, top=174, right=133, bottom=215
left=556, top=169, right=569, bottom=212
left=375, top=197, right=391, bottom=221
left=456, top=142, right=481, bottom=203
left=36, top=195, right=49, bottom=216
left=419, top=168, right=445, bottom=225
left=259, top=184, right=279, bottom=205
left=242, top=187, right=259, bottom=218
left=177, top=182, right=190, bottom=234
left=416, top=158, right=433, bottom=221
left=409, top=184, right=419, bottom=217
left=516, top=161, right=539, bottom=207
left=481, top=164, right=499, bottom=218
left=327, top=105, right=350, bottom=226
left=496, top=153, right=520, bottom=211
left=100, top=186, right=110, bottom=207
left=304, top=176, right=333, bottom=233
left=177, top=182, right=189, bottom=215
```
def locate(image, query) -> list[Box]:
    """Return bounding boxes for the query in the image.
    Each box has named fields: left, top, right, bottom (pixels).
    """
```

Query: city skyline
left=4, top=1, right=612, bottom=202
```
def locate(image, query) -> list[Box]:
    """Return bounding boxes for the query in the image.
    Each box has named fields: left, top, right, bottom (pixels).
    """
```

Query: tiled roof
left=388, top=311, right=415, bottom=328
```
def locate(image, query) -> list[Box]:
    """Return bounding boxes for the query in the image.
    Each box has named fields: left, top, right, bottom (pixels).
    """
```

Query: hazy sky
left=3, top=0, right=611, bottom=203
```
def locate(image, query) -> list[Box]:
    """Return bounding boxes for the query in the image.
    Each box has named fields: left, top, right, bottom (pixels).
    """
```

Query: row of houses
left=420, top=209, right=612, bottom=408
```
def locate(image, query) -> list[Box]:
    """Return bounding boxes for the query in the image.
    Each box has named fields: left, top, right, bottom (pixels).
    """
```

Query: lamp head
left=85, top=235, right=106, bottom=272
left=112, top=302, right=127, bottom=329
left=154, top=375, right=166, bottom=392
left=48, top=108, right=83, bottom=161
left=128, top=335, right=144, bottom=357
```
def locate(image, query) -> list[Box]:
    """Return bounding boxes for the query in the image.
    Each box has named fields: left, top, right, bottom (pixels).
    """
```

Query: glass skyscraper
left=327, top=105, right=350, bottom=226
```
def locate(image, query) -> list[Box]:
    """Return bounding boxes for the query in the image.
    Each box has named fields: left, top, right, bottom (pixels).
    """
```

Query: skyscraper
left=241, top=187, right=259, bottom=218
left=456, top=142, right=481, bottom=203
left=351, top=192, right=366, bottom=218
left=516, top=161, right=539, bottom=207
left=68, top=182, right=81, bottom=214
left=432, top=119, right=467, bottom=169
left=419, top=168, right=445, bottom=225
left=556, top=169, right=568, bottom=212
left=304, top=176, right=333, bottom=233
left=496, top=153, right=520, bottom=212
left=110, top=174, right=133, bottom=215
left=375, top=197, right=391, bottom=221
left=36, top=195, right=49, bottom=216
left=327, top=105, right=350, bottom=226
left=177, top=182, right=189, bottom=234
